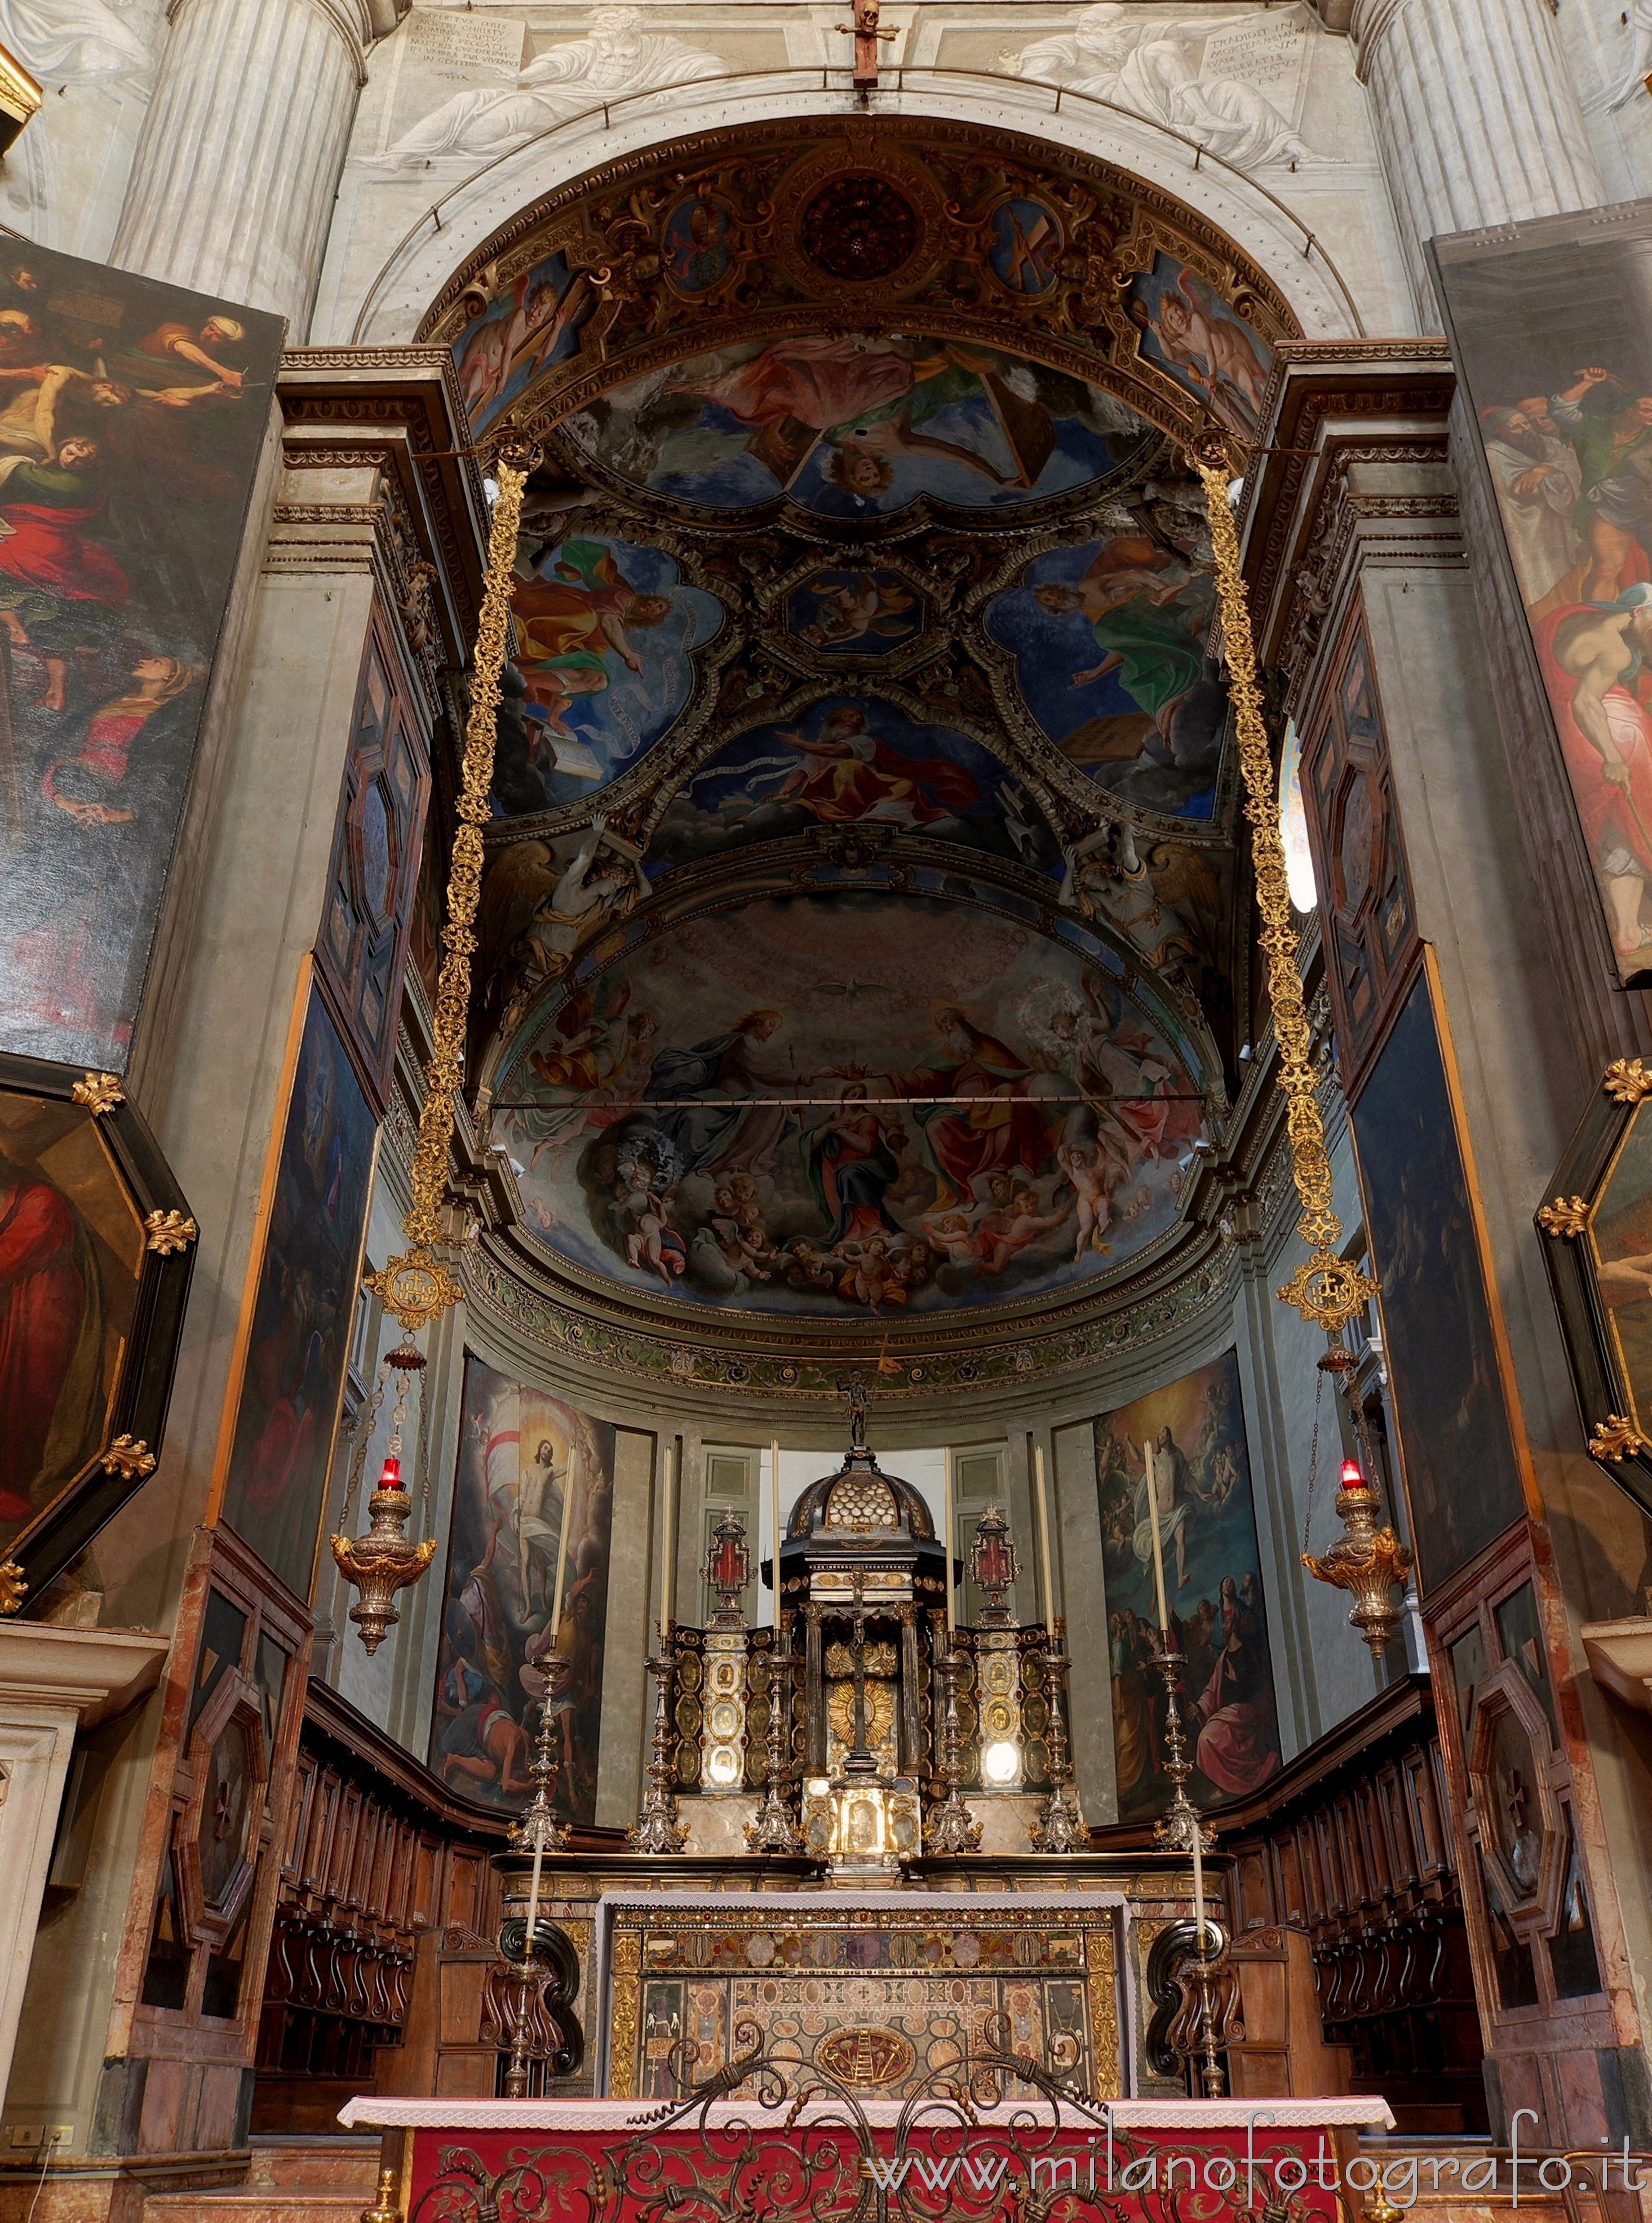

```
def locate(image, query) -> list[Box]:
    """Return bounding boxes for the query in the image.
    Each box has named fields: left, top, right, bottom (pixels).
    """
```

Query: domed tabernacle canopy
left=778, top=1385, right=946, bottom=1615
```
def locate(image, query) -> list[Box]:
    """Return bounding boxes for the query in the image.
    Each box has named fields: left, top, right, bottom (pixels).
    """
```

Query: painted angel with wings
left=1131, top=265, right=1272, bottom=438
left=478, top=813, right=648, bottom=1033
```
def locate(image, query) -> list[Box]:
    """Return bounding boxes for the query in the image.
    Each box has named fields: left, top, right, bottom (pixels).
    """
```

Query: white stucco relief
left=362, top=5, right=726, bottom=169
left=1582, top=0, right=1652, bottom=113
left=1012, top=3, right=1328, bottom=169
left=0, top=0, right=151, bottom=81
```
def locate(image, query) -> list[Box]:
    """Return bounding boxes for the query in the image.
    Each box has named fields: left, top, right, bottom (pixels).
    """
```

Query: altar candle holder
left=745, top=1619, right=803, bottom=1853
left=924, top=1616, right=982, bottom=1854
left=628, top=1623, right=688, bottom=1854
left=1150, top=1628, right=1227, bottom=2096
left=1031, top=1618, right=1086, bottom=1854
left=503, top=1682, right=566, bottom=2097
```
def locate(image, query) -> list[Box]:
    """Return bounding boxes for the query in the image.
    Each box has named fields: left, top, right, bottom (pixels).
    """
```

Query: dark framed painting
left=1433, top=202, right=1652, bottom=990
left=1536, top=1064, right=1652, bottom=1521
left=217, top=977, right=378, bottom=1604
left=0, top=242, right=284, bottom=1070
left=1093, top=1349, right=1281, bottom=1822
left=1349, top=968, right=1527, bottom=1591
left=0, top=1049, right=196, bottom=1604
left=431, top=1354, right=615, bottom=1822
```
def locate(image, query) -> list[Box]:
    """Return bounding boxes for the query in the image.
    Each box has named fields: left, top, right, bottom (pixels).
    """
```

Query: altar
left=341, top=2094, right=1398, bottom=2223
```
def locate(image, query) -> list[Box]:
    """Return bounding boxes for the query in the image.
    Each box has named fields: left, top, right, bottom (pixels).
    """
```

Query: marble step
left=246, top=2138, right=381, bottom=2191
left=143, top=2195, right=369, bottom=2223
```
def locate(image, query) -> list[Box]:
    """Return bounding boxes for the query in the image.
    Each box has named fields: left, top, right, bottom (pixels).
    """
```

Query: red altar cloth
left=342, top=2095, right=1394, bottom=2222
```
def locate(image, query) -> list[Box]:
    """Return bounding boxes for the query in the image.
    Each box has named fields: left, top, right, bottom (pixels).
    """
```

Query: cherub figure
left=1057, top=1139, right=1115, bottom=1261
left=976, top=1184, right=1072, bottom=1276
left=615, top=1166, right=686, bottom=1281
left=922, top=1210, right=982, bottom=1268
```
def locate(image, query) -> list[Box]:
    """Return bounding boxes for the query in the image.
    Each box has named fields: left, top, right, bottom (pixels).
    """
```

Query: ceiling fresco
left=439, top=114, right=1279, bottom=1366
left=489, top=886, right=1209, bottom=1319
left=561, top=335, right=1158, bottom=518
left=643, top=697, right=1062, bottom=880
left=497, top=529, right=723, bottom=811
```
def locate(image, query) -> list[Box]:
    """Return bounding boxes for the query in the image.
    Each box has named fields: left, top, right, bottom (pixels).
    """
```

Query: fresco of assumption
left=491, top=891, right=1206, bottom=1316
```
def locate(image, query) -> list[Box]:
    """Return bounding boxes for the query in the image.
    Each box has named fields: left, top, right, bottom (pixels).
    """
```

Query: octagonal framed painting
left=0, top=1049, right=196, bottom=1609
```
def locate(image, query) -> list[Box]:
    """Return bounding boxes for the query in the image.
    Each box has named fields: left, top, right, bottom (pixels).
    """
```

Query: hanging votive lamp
left=1300, top=1438, right=1414, bottom=1664
left=330, top=1340, right=439, bottom=1653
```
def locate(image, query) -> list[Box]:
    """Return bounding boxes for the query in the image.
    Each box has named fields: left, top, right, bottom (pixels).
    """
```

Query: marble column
left=1349, top=0, right=1606, bottom=313
left=0, top=1626, right=169, bottom=2113
left=110, top=0, right=408, bottom=333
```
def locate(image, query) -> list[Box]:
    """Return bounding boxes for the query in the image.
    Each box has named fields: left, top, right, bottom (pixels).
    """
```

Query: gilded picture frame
left=0, top=1048, right=196, bottom=1605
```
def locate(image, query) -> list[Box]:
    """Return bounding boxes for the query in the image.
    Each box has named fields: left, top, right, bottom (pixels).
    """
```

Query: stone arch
left=324, top=78, right=1367, bottom=357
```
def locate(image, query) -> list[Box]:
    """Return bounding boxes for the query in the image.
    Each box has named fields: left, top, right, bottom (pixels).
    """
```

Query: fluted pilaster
left=111, top=0, right=406, bottom=331
left=1350, top=0, right=1605, bottom=312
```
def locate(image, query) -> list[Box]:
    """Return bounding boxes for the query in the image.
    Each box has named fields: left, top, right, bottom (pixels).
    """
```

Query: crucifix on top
left=845, top=1378, right=870, bottom=1452
left=836, top=0, right=897, bottom=97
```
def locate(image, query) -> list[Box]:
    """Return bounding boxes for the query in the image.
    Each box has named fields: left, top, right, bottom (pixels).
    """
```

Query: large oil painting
left=645, top=697, right=1061, bottom=876
left=561, top=333, right=1159, bottom=516
left=1436, top=205, right=1652, bottom=987
left=220, top=985, right=378, bottom=1602
left=1095, top=1350, right=1281, bottom=1821
left=987, top=534, right=1228, bottom=820
left=0, top=243, right=283, bottom=1068
left=491, top=889, right=1207, bottom=1316
left=494, top=531, right=722, bottom=814
left=0, top=1080, right=145, bottom=1551
left=1587, top=1100, right=1652, bottom=1440
left=1349, top=973, right=1526, bottom=1592
left=432, top=1354, right=615, bottom=1822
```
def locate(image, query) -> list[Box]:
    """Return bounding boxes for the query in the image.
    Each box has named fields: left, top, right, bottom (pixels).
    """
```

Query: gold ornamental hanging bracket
left=1192, top=438, right=1376, bottom=1337
left=366, top=437, right=542, bottom=1336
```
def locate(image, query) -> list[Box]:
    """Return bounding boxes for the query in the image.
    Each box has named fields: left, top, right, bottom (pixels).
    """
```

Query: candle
left=1192, top=1810, right=1207, bottom=1961
left=770, top=1438, right=782, bottom=1628
left=547, top=1466, right=573, bottom=1648
left=942, top=1445, right=956, bottom=1628
left=658, top=1440, right=677, bottom=1638
left=1144, top=1436, right=1170, bottom=1633
left=1033, top=1442, right=1057, bottom=1632
left=525, top=1784, right=547, bottom=1964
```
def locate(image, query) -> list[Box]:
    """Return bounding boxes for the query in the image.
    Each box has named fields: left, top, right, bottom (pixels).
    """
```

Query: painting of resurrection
left=1349, top=973, right=1526, bottom=1592
left=1094, top=1351, right=1280, bottom=1820
left=1437, top=204, right=1652, bottom=987
left=432, top=1354, right=615, bottom=1822
left=219, top=987, right=377, bottom=1602
left=563, top=333, right=1158, bottom=517
left=0, top=242, right=282, bottom=1067
left=491, top=889, right=1207, bottom=1316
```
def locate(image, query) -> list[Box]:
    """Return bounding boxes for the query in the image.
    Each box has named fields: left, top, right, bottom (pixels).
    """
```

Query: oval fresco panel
left=986, top=537, right=1227, bottom=822
left=560, top=334, right=1159, bottom=517
left=492, top=891, right=1207, bottom=1316
left=644, top=697, right=1061, bottom=878
left=490, top=534, right=723, bottom=815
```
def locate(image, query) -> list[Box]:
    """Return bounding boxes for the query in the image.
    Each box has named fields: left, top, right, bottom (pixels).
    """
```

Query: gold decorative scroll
left=369, top=445, right=539, bottom=1332
left=1195, top=455, right=1378, bottom=1335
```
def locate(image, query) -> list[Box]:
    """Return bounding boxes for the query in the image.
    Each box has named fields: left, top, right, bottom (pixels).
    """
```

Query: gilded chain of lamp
left=1195, top=459, right=1378, bottom=1336
left=367, top=447, right=539, bottom=1335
